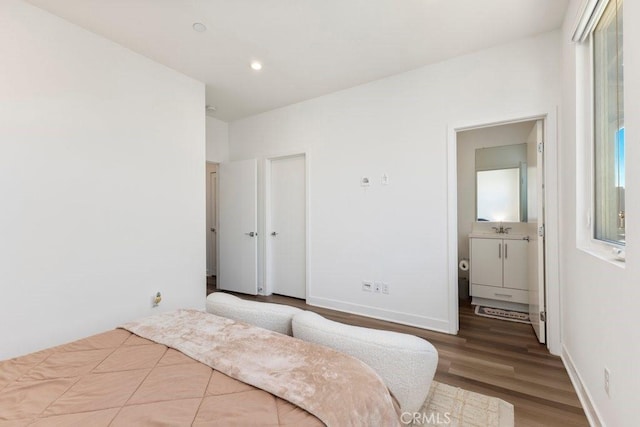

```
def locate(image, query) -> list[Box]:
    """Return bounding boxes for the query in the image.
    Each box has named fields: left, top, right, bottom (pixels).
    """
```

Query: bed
left=0, top=293, right=438, bottom=426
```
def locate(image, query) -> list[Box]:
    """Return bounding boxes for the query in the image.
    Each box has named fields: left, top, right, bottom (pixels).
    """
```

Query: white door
left=268, top=155, right=306, bottom=299
left=527, top=120, right=546, bottom=343
left=206, top=164, right=217, bottom=276
left=218, top=159, right=258, bottom=295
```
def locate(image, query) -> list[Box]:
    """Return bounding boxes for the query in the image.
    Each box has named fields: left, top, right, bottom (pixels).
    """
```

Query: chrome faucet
left=491, top=224, right=512, bottom=234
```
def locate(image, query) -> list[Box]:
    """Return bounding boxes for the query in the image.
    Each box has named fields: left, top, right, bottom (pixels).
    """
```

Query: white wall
left=206, top=116, right=229, bottom=163
left=0, top=1, right=206, bottom=359
left=456, top=121, right=535, bottom=278
left=559, top=1, right=640, bottom=425
left=229, top=31, right=561, bottom=332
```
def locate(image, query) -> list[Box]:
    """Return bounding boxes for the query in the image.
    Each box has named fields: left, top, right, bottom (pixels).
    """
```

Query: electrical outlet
left=382, top=283, right=389, bottom=294
left=152, top=291, right=162, bottom=307
left=604, top=367, right=611, bottom=397
left=362, top=281, right=373, bottom=292
left=374, top=282, right=381, bottom=293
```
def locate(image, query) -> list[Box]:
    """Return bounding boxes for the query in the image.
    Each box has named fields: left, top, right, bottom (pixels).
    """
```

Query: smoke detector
left=192, top=23, right=207, bottom=32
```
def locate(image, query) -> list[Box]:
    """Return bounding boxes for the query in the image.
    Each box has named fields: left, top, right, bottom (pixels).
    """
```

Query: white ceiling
left=25, top=0, right=568, bottom=121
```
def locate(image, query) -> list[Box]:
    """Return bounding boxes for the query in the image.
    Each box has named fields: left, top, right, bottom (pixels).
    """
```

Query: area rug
left=410, top=381, right=514, bottom=427
left=474, top=305, right=530, bottom=324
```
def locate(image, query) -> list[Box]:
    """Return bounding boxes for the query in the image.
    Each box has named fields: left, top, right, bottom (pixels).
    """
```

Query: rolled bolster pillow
left=206, top=292, right=302, bottom=336
left=292, top=310, right=438, bottom=414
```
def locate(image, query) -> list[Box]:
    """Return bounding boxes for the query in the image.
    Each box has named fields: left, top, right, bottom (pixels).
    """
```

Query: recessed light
left=250, top=61, right=262, bottom=71
left=192, top=22, right=207, bottom=32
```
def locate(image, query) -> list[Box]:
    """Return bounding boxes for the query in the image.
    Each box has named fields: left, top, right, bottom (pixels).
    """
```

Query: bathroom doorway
left=453, top=118, right=548, bottom=345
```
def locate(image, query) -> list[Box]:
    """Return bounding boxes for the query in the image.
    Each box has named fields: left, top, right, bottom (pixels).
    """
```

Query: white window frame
left=573, top=0, right=626, bottom=267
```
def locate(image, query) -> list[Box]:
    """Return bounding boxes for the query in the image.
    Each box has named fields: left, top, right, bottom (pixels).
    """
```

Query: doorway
left=266, top=154, right=307, bottom=299
left=454, top=118, right=547, bottom=345
left=206, top=162, right=218, bottom=294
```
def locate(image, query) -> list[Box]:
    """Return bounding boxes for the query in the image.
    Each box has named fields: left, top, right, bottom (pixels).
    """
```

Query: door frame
left=446, top=107, right=561, bottom=355
left=264, top=152, right=309, bottom=299
left=206, top=161, right=219, bottom=277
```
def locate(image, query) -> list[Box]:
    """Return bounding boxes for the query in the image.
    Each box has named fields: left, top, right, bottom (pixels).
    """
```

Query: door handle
left=505, top=243, right=508, bottom=259
left=271, top=232, right=278, bottom=236
left=498, top=243, right=501, bottom=259
left=210, top=228, right=216, bottom=232
left=245, top=232, right=257, bottom=237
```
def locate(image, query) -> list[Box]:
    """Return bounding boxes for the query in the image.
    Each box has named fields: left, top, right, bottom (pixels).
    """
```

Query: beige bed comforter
left=121, top=309, right=400, bottom=427
left=0, top=310, right=400, bottom=426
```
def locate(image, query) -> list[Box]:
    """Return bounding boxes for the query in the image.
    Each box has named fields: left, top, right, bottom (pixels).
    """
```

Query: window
left=593, top=0, right=624, bottom=245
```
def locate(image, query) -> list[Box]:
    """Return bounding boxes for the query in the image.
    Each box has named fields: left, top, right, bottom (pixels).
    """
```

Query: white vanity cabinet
left=470, top=236, right=528, bottom=304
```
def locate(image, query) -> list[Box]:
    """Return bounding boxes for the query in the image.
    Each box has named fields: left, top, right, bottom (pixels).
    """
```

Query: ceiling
left=25, top=0, right=569, bottom=121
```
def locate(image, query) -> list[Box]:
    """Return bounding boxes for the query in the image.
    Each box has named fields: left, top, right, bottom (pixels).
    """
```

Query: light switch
left=381, top=173, right=389, bottom=185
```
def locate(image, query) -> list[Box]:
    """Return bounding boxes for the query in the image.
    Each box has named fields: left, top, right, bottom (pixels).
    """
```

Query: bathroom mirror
left=475, top=144, right=527, bottom=222
left=476, top=168, right=521, bottom=221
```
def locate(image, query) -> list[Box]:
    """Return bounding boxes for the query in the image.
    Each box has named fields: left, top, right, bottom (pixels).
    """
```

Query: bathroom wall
left=456, top=121, right=536, bottom=278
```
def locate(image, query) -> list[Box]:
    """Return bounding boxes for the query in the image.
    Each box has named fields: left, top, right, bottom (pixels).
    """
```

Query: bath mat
left=474, top=305, right=530, bottom=324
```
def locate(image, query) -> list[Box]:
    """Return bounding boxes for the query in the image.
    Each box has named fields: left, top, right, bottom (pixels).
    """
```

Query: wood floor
left=206, top=278, right=588, bottom=426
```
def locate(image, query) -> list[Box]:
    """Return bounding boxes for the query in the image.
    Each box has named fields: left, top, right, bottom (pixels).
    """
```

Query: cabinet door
left=503, top=239, right=528, bottom=290
left=470, top=238, right=503, bottom=287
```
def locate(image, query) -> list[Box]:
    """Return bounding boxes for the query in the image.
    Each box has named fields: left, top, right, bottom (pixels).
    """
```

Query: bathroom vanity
left=468, top=223, right=531, bottom=309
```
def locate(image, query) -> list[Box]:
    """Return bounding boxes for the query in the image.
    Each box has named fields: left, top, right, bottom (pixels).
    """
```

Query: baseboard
left=306, top=296, right=451, bottom=333
left=561, top=345, right=604, bottom=427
